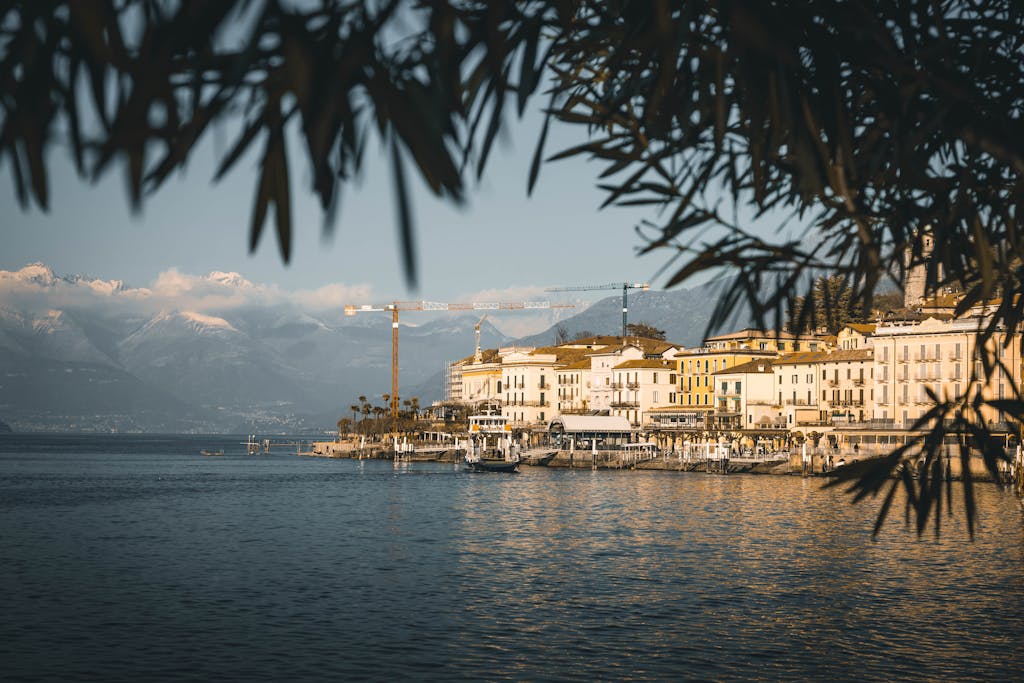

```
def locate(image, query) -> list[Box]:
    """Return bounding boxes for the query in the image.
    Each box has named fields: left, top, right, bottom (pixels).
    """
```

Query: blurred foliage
left=788, top=275, right=863, bottom=335
left=4, top=1, right=1024, bottom=533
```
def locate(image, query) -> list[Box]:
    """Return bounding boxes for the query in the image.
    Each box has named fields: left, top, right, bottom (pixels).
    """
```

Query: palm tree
left=349, top=404, right=360, bottom=434
left=361, top=402, right=372, bottom=435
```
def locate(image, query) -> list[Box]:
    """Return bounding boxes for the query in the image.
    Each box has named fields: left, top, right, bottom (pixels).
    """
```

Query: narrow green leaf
left=391, top=136, right=417, bottom=289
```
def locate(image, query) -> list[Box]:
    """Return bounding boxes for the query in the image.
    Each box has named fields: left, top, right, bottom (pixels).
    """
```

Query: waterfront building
left=588, top=339, right=679, bottom=414
left=870, top=316, right=1022, bottom=429
left=502, top=345, right=593, bottom=427
left=556, top=358, right=591, bottom=414
left=771, top=352, right=827, bottom=430
left=458, top=348, right=505, bottom=409
left=711, top=359, right=777, bottom=430
left=673, top=348, right=777, bottom=432
left=817, top=349, right=875, bottom=426
left=609, top=358, right=677, bottom=426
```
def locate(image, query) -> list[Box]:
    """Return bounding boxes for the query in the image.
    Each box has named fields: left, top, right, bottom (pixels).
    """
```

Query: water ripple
left=1, top=435, right=1022, bottom=681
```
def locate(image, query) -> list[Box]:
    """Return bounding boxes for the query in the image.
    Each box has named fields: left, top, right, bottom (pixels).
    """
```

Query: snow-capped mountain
left=0, top=264, right=517, bottom=431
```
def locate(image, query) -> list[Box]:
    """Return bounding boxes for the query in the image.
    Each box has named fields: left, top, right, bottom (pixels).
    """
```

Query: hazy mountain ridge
left=518, top=282, right=752, bottom=348
left=0, top=265, right=515, bottom=431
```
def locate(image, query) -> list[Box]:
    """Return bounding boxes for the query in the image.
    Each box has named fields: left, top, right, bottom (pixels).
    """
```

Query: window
left=653, top=372, right=658, bottom=384
left=653, top=391, right=659, bottom=403
left=735, top=381, right=741, bottom=393
left=792, top=374, right=798, bottom=383
left=539, top=412, right=545, bottom=422
left=540, top=392, right=545, bottom=406
left=822, top=370, right=826, bottom=380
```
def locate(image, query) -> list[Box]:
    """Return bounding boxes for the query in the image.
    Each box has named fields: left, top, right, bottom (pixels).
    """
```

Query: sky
left=1, top=105, right=677, bottom=324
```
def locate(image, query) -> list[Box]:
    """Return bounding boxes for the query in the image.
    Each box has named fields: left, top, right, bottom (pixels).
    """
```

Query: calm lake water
left=1, top=434, right=1022, bottom=681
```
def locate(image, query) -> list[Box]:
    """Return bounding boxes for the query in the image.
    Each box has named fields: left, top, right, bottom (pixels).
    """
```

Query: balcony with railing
left=784, top=399, right=813, bottom=406
left=627, top=381, right=640, bottom=389
left=611, top=400, right=639, bottom=408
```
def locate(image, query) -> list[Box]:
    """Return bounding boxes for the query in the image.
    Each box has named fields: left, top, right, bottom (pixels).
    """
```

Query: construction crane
left=473, top=315, right=487, bottom=363
left=544, top=282, right=650, bottom=339
left=344, top=300, right=573, bottom=420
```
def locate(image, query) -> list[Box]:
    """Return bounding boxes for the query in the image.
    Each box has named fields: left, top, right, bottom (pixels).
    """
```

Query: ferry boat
left=464, top=413, right=520, bottom=473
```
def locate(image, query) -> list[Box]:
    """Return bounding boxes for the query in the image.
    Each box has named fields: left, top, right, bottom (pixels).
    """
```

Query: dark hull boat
left=464, top=456, right=520, bottom=473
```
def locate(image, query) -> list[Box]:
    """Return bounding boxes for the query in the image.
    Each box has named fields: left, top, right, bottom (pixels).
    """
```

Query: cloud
left=0, top=262, right=373, bottom=318
left=292, top=282, right=373, bottom=311
left=454, top=284, right=550, bottom=303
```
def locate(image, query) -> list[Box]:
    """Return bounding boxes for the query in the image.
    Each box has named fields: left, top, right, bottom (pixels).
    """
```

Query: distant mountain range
left=0, top=264, right=746, bottom=432
left=518, top=281, right=751, bottom=348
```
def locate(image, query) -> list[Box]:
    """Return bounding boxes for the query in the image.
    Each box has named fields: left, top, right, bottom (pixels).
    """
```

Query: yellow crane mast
left=343, top=300, right=573, bottom=420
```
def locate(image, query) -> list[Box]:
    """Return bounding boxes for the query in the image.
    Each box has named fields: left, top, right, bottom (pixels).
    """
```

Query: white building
left=712, top=359, right=777, bottom=430
left=871, top=316, right=1022, bottom=429
left=772, top=352, right=826, bottom=430
left=609, top=358, right=677, bottom=426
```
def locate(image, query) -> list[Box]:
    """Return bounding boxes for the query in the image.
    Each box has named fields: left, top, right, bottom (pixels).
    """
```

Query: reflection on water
left=1, top=434, right=1022, bottom=681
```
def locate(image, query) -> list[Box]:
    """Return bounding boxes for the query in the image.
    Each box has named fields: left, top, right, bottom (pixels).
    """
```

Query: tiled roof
left=673, top=348, right=777, bottom=359
left=714, top=359, right=774, bottom=374
left=454, top=348, right=502, bottom=365
left=846, top=323, right=877, bottom=334
left=703, top=327, right=820, bottom=342
left=613, top=359, right=676, bottom=370
left=773, top=349, right=872, bottom=366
